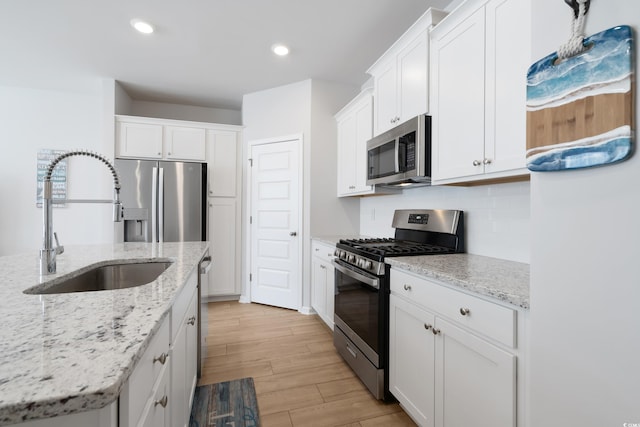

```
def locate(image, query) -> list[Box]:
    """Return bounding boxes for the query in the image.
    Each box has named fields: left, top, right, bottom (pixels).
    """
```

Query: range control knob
left=364, top=260, right=373, bottom=270
left=334, top=249, right=340, bottom=257
left=340, top=251, right=347, bottom=260
left=348, top=255, right=356, bottom=263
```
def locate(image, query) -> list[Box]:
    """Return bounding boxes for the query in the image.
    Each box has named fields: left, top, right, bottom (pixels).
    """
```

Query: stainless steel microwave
left=366, top=115, right=432, bottom=187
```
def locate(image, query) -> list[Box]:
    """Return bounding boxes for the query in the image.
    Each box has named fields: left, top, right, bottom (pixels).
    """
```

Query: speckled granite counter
left=386, top=254, right=530, bottom=309
left=0, top=242, right=209, bottom=426
left=312, top=235, right=369, bottom=246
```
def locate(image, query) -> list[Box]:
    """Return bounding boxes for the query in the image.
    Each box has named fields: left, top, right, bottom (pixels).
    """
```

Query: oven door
left=333, top=259, right=382, bottom=366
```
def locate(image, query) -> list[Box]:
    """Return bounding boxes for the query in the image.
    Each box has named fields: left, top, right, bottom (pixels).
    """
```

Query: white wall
left=529, top=2, right=640, bottom=426
left=131, top=100, right=241, bottom=125
left=0, top=83, right=116, bottom=256
left=361, top=181, right=530, bottom=263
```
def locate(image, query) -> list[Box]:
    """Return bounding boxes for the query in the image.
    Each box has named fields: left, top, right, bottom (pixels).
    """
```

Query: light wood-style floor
left=199, top=301, right=417, bottom=427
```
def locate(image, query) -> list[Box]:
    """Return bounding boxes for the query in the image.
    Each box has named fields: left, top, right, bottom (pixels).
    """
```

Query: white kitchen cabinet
left=389, top=268, right=519, bottom=427
left=389, top=295, right=436, bottom=427
left=164, top=125, right=206, bottom=161
left=116, top=116, right=206, bottom=161
left=430, top=0, right=530, bottom=184
left=368, top=8, right=447, bottom=136
left=335, top=89, right=375, bottom=197
left=119, top=315, right=171, bottom=427
left=311, top=240, right=335, bottom=329
left=206, top=129, right=239, bottom=197
left=170, top=272, right=198, bottom=427
left=207, top=198, right=240, bottom=296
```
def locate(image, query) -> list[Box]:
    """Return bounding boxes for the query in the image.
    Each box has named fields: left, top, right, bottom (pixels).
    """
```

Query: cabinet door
left=432, top=7, right=486, bottom=181
left=141, top=366, right=169, bottom=427
left=373, top=60, right=398, bottom=136
left=325, top=262, right=334, bottom=330
left=398, top=30, right=429, bottom=121
left=170, top=320, right=187, bottom=427
left=434, top=318, right=516, bottom=427
left=353, top=97, right=373, bottom=193
left=164, top=126, right=206, bottom=161
left=389, top=295, right=436, bottom=427
left=185, top=290, right=198, bottom=411
left=207, top=130, right=238, bottom=197
left=311, top=257, right=328, bottom=321
left=207, top=199, right=238, bottom=296
left=484, top=0, right=530, bottom=173
left=118, top=122, right=163, bottom=159
left=336, top=114, right=357, bottom=196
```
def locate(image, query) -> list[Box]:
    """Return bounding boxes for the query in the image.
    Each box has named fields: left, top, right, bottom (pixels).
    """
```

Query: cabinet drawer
left=171, top=270, right=197, bottom=343
left=312, top=241, right=335, bottom=263
left=390, top=269, right=516, bottom=347
left=120, top=315, right=170, bottom=427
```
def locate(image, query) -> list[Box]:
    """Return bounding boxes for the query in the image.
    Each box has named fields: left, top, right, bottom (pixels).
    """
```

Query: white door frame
left=240, top=134, right=304, bottom=310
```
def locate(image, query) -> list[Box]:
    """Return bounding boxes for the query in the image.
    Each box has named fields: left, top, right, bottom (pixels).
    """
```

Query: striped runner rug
left=189, top=377, right=260, bottom=427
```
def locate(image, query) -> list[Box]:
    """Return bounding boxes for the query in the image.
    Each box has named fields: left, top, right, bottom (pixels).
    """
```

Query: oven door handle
left=332, top=260, right=380, bottom=290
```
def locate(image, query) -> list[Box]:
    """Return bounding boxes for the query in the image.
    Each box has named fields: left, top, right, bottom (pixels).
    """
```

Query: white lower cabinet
left=119, top=315, right=171, bottom=427
left=311, top=240, right=335, bottom=329
left=389, top=268, right=518, bottom=427
left=170, top=274, right=198, bottom=427
left=207, top=199, right=240, bottom=296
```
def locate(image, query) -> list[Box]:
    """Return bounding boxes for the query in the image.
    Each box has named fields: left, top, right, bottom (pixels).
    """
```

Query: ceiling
left=0, top=0, right=454, bottom=110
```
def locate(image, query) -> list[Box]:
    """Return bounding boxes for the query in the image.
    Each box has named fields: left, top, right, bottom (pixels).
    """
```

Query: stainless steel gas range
left=332, top=209, right=464, bottom=401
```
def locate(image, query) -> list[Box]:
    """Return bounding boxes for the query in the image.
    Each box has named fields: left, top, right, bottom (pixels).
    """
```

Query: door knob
left=290, top=232, right=297, bottom=236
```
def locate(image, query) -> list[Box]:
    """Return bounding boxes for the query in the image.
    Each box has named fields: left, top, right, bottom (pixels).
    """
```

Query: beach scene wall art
left=526, top=25, right=634, bottom=171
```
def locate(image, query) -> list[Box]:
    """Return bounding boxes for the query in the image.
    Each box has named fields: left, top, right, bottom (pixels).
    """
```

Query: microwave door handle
left=394, top=138, right=400, bottom=173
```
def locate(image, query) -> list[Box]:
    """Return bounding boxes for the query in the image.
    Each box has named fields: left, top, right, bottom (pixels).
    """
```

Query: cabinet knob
left=472, top=160, right=482, bottom=166
left=187, top=316, right=196, bottom=325
left=320, top=264, right=326, bottom=270
left=154, top=396, right=168, bottom=408
left=424, top=323, right=432, bottom=330
left=483, top=158, right=492, bottom=165
left=290, top=231, right=297, bottom=236
left=153, top=352, right=168, bottom=365
left=403, top=284, right=412, bottom=291
left=432, top=328, right=441, bottom=335
left=459, top=307, right=470, bottom=316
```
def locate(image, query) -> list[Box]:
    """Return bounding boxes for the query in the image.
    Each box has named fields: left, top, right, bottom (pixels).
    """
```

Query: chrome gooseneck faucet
left=40, top=150, right=124, bottom=275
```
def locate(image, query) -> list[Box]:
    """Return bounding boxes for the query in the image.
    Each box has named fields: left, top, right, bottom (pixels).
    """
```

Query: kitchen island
left=0, top=241, right=208, bottom=426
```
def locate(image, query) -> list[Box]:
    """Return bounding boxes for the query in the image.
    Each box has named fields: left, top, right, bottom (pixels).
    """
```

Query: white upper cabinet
left=206, top=130, right=239, bottom=198
left=116, top=116, right=206, bottom=162
left=164, top=126, right=206, bottom=161
left=430, top=0, right=531, bottom=184
left=117, top=121, right=164, bottom=159
left=368, top=8, right=448, bottom=136
left=335, top=89, right=375, bottom=197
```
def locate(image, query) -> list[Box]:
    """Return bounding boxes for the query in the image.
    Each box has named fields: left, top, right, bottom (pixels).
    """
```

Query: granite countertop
left=387, top=254, right=530, bottom=309
left=312, top=235, right=368, bottom=246
left=0, top=241, right=209, bottom=426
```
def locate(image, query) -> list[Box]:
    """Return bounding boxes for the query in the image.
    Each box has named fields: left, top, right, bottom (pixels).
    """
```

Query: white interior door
left=249, top=139, right=301, bottom=310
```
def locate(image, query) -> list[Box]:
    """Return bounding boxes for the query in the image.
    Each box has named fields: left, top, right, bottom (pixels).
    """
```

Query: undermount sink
left=24, top=260, right=173, bottom=295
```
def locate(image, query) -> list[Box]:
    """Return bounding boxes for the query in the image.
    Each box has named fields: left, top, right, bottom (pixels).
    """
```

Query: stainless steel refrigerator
left=115, top=159, right=206, bottom=243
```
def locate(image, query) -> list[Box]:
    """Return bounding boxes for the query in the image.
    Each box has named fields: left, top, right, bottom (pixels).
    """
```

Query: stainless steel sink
left=25, top=261, right=173, bottom=295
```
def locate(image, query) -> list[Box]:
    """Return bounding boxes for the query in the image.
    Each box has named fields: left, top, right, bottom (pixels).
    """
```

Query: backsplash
left=359, top=181, right=530, bottom=263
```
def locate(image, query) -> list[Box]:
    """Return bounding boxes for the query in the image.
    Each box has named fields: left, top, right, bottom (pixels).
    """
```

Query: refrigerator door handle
left=152, top=166, right=158, bottom=243
left=159, top=167, right=164, bottom=243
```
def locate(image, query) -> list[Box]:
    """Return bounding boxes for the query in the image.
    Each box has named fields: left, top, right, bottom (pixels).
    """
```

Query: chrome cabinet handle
left=154, top=396, right=168, bottom=408
left=483, top=158, right=492, bottom=165
left=290, top=231, right=297, bottom=236
left=473, top=160, right=482, bottom=166
left=187, top=316, right=196, bottom=326
left=432, top=328, right=441, bottom=335
left=424, top=323, right=432, bottom=330
left=320, top=264, right=326, bottom=270
left=346, top=344, right=357, bottom=359
left=153, top=353, right=168, bottom=365
left=459, top=308, right=470, bottom=316
left=403, top=284, right=412, bottom=291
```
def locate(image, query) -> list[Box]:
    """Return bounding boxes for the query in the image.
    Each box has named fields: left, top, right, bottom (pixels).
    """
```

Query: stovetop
left=338, top=238, right=455, bottom=258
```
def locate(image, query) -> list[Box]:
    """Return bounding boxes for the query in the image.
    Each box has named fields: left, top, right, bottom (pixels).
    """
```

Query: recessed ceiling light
left=272, top=44, right=290, bottom=56
left=131, top=19, right=154, bottom=34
